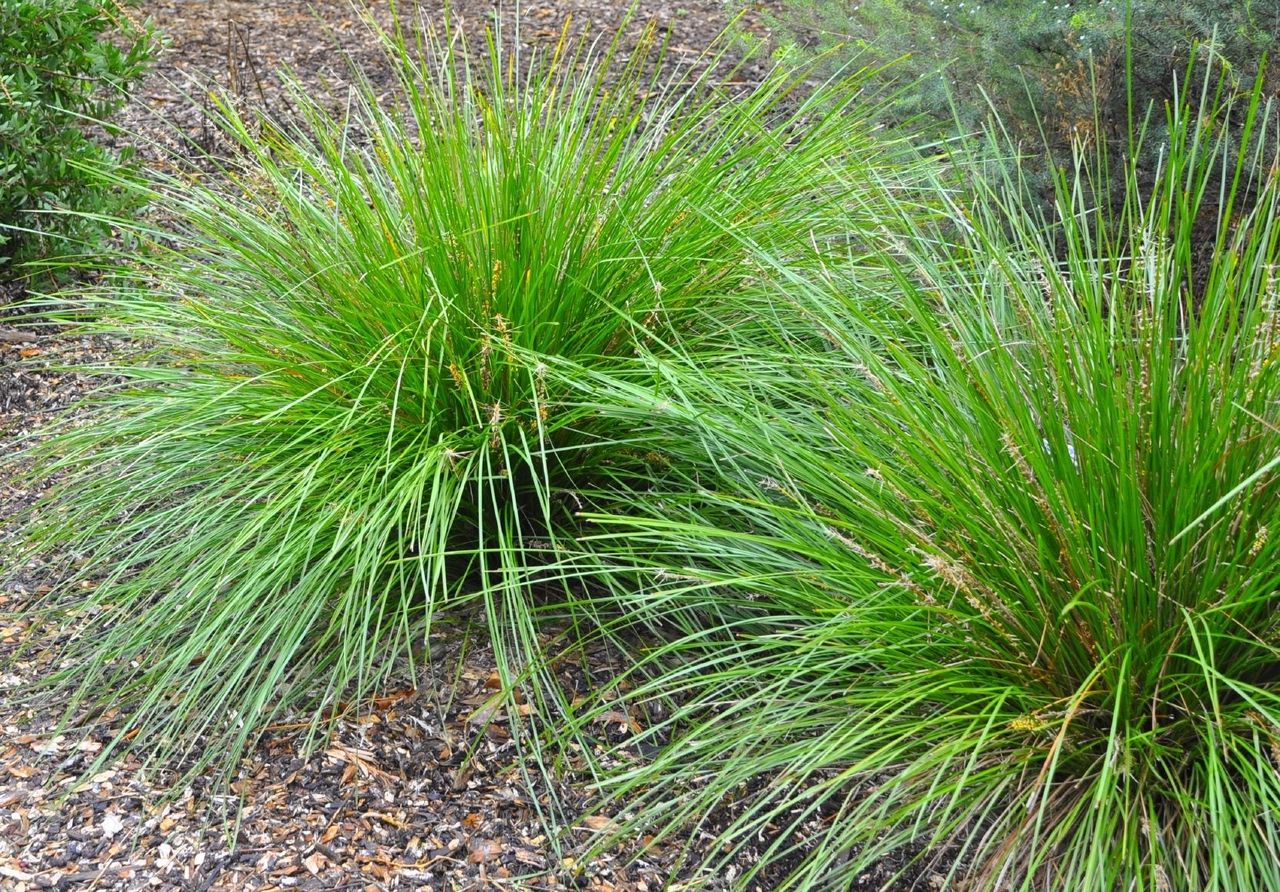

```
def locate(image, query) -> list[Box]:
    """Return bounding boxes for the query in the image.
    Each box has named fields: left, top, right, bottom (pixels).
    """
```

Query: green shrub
left=753, top=0, right=1278, bottom=187
left=0, top=0, right=153, bottom=274
left=573, top=70, right=1280, bottom=889
left=5, top=18, right=905, bottom=780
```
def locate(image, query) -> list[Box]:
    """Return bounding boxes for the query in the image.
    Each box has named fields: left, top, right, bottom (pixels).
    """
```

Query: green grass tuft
left=570, top=66, right=1280, bottom=890
left=4, top=13, right=900, bottom=783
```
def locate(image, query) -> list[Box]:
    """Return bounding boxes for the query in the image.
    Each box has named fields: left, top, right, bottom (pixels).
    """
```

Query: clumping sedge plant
left=3, top=12, right=900, bottom=781
left=570, top=67, right=1280, bottom=889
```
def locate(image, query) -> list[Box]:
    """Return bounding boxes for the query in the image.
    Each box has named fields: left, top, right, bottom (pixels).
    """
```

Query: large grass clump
left=571, top=67, right=1280, bottom=889
left=4, top=14, right=899, bottom=775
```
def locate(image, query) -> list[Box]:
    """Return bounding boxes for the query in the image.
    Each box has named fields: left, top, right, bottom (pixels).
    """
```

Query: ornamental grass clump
left=5, top=15, right=896, bottom=777
left=573, top=68, right=1280, bottom=889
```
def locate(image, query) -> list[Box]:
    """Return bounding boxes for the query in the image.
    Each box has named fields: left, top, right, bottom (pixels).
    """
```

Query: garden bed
left=9, top=1, right=1268, bottom=889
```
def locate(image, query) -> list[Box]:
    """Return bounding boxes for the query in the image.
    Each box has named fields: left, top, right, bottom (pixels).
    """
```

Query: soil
left=0, top=2, right=932, bottom=890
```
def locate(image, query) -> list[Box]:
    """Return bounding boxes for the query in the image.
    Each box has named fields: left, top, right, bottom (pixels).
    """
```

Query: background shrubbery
left=753, top=0, right=1279, bottom=190
left=0, top=0, right=153, bottom=274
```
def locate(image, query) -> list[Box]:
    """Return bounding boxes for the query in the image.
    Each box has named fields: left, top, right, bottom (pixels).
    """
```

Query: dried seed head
left=1002, top=432, right=1035, bottom=485
left=1008, top=714, right=1048, bottom=734
left=922, top=553, right=976, bottom=594
left=854, top=362, right=884, bottom=392
left=825, top=526, right=893, bottom=575
left=448, top=362, right=466, bottom=389
left=1251, top=525, right=1270, bottom=558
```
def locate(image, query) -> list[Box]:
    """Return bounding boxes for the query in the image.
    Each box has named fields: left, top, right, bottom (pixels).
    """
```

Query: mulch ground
left=0, top=2, right=932, bottom=889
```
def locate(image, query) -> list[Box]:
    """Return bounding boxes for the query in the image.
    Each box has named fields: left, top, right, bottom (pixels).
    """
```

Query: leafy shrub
left=6, top=19, right=905, bottom=778
left=0, top=0, right=153, bottom=273
left=574, top=70, right=1280, bottom=889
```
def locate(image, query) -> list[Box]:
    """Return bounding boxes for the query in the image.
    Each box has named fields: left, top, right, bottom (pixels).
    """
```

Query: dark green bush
left=0, top=0, right=153, bottom=273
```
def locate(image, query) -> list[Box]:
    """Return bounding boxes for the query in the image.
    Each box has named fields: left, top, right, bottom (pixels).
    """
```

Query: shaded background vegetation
left=749, top=0, right=1280, bottom=187
left=0, top=0, right=153, bottom=276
